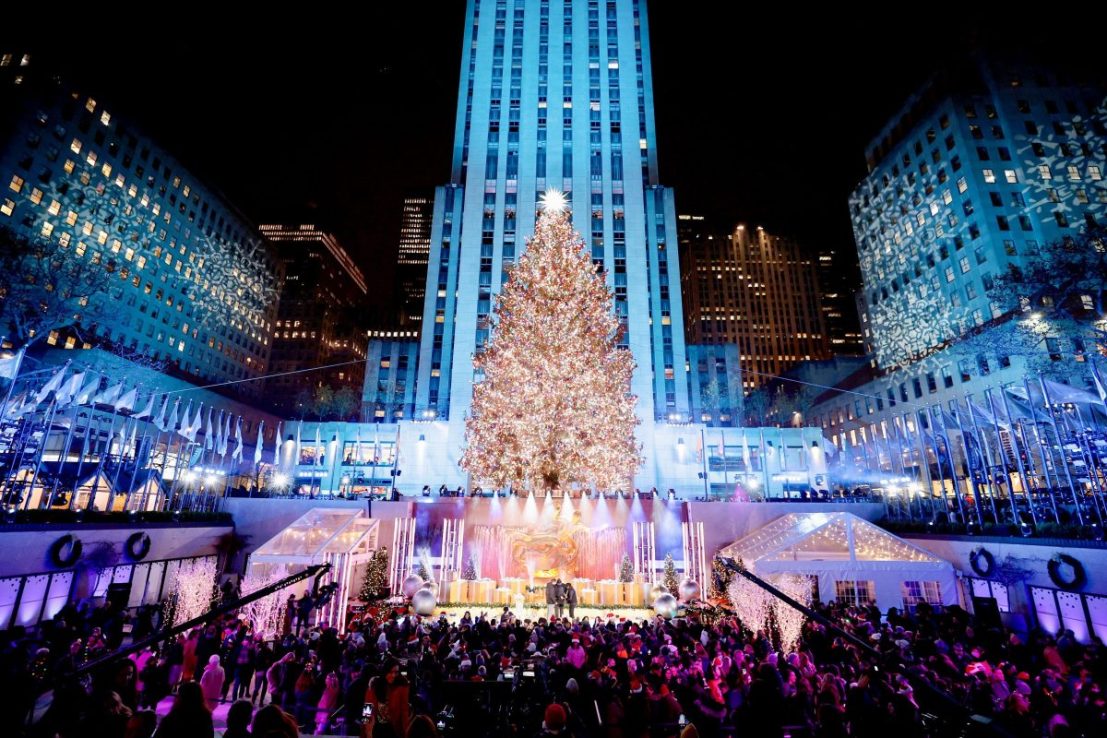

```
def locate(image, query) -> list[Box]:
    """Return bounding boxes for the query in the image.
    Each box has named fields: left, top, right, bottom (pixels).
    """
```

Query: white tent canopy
left=718, top=512, right=956, bottom=612
left=249, top=508, right=380, bottom=632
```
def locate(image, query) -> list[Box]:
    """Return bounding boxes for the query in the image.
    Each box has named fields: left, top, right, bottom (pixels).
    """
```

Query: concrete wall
left=904, top=535, right=1107, bottom=595
left=0, top=523, right=232, bottom=577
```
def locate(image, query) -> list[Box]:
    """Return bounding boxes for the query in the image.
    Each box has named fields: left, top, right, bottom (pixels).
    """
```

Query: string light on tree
left=460, top=197, right=643, bottom=493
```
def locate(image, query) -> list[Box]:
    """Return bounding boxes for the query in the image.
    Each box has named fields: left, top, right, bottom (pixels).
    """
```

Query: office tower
left=680, top=220, right=829, bottom=393
left=395, top=194, right=434, bottom=329
left=809, top=56, right=1107, bottom=447
left=260, top=223, right=368, bottom=410
left=405, top=0, right=689, bottom=486
left=0, top=53, right=278, bottom=394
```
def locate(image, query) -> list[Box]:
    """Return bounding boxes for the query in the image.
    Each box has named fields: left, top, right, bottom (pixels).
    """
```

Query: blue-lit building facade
left=0, top=53, right=279, bottom=396
left=415, top=0, right=688, bottom=422
left=341, top=0, right=828, bottom=497
left=807, top=57, right=1107, bottom=454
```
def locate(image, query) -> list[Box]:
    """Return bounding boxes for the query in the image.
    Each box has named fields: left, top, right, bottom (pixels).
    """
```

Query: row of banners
left=0, top=353, right=398, bottom=509
left=831, top=371, right=1107, bottom=525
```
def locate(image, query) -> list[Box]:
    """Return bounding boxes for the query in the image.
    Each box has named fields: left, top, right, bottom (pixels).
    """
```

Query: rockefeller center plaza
left=3, top=4, right=1107, bottom=738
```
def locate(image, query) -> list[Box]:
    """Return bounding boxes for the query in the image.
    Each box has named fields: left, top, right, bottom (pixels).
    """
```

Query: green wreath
left=125, top=532, right=152, bottom=561
left=1047, top=554, right=1086, bottom=591
left=49, top=534, right=83, bottom=568
left=969, top=547, right=995, bottom=578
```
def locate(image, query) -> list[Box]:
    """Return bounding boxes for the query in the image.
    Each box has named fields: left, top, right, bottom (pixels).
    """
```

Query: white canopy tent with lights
left=717, top=512, right=957, bottom=612
left=248, top=508, right=380, bottom=632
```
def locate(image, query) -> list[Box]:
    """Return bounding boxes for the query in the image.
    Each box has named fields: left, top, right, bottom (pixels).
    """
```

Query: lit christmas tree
left=462, top=556, right=478, bottom=581
left=359, top=546, right=390, bottom=601
left=662, top=553, right=679, bottom=595
left=460, top=190, right=642, bottom=493
left=618, top=554, right=634, bottom=583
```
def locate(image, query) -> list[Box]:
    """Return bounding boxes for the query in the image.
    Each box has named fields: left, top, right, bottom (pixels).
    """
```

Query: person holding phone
left=361, top=658, right=409, bottom=738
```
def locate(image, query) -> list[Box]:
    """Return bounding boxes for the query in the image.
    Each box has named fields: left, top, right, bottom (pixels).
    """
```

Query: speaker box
left=972, top=595, right=1002, bottom=629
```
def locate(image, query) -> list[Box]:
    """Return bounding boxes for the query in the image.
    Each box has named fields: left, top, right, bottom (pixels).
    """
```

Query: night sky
left=4, top=5, right=1097, bottom=316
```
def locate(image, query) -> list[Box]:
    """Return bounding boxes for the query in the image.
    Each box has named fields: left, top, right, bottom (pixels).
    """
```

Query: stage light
left=272, top=472, right=290, bottom=488
left=204, top=474, right=218, bottom=487
left=184, top=470, right=197, bottom=484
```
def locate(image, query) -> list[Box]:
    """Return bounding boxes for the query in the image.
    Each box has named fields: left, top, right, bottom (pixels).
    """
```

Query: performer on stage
left=554, top=579, right=565, bottom=618
left=565, top=581, right=577, bottom=620
left=545, top=579, right=556, bottom=618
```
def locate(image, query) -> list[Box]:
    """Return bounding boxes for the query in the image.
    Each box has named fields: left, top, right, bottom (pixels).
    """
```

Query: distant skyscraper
left=396, top=194, right=433, bottom=328
left=0, top=52, right=278, bottom=394
left=816, top=248, right=864, bottom=354
left=260, top=224, right=368, bottom=406
left=680, top=218, right=829, bottom=393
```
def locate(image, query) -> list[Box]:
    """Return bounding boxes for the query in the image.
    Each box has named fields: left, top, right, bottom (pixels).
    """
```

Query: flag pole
left=45, top=403, right=80, bottom=510
left=951, top=398, right=985, bottom=527
left=984, top=388, right=1020, bottom=528
left=998, top=385, right=1036, bottom=527
left=0, top=346, right=27, bottom=420
left=924, top=406, right=952, bottom=521
left=24, top=399, right=59, bottom=510
left=1040, top=375, right=1084, bottom=526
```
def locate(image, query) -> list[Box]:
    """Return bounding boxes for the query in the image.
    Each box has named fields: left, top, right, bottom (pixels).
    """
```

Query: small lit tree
left=984, top=226, right=1107, bottom=368
left=163, top=558, right=219, bottom=628
left=240, top=567, right=294, bottom=638
left=0, top=225, right=111, bottom=348
left=662, top=553, right=679, bottom=594
left=710, top=556, right=734, bottom=599
left=359, top=547, right=390, bottom=601
left=462, top=556, right=478, bottom=581
left=617, top=554, right=634, bottom=583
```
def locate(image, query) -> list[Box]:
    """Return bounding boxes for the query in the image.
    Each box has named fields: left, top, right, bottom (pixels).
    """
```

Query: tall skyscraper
left=261, top=224, right=368, bottom=409
left=395, top=194, right=433, bottom=329
left=407, top=0, right=689, bottom=484
left=680, top=220, right=829, bottom=393
left=0, top=52, right=278, bottom=395
left=816, top=248, right=864, bottom=355
left=808, top=56, right=1107, bottom=449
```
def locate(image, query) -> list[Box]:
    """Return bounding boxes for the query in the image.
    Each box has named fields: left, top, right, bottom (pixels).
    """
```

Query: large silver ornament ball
left=402, top=574, right=425, bottom=598
left=653, top=592, right=678, bottom=619
left=678, top=578, right=701, bottom=603
left=412, top=587, right=437, bottom=616
left=649, top=583, right=668, bottom=601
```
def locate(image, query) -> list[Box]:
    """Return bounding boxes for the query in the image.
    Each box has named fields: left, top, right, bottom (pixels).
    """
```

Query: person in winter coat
left=267, top=652, right=295, bottom=708
left=362, top=659, right=411, bottom=738
left=155, top=681, right=214, bottom=738
left=181, top=630, right=200, bottom=683
left=199, top=655, right=225, bottom=709
left=316, top=671, right=342, bottom=734
left=222, top=699, right=254, bottom=738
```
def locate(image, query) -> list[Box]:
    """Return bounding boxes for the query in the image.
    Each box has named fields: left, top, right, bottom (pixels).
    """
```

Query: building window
left=835, top=580, right=875, bottom=606
left=902, top=580, right=943, bottom=607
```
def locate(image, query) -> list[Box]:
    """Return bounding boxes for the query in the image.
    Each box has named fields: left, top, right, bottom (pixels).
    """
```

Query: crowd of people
left=3, top=583, right=1106, bottom=737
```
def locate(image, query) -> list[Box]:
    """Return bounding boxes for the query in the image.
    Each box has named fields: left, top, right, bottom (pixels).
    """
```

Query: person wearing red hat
left=536, top=702, right=568, bottom=736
